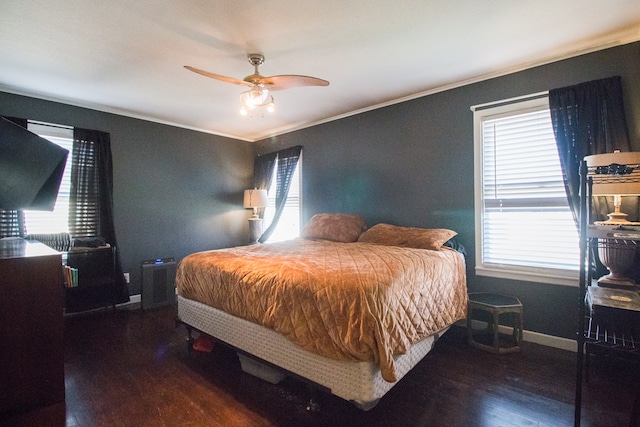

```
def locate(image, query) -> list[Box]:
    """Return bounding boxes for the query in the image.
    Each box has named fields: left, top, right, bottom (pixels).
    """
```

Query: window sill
left=475, top=265, right=579, bottom=287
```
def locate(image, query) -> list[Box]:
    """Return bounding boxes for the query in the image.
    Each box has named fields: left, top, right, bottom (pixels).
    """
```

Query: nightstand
left=467, top=292, right=523, bottom=354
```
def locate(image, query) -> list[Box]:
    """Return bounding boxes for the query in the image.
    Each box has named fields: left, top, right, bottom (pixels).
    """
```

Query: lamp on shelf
left=243, top=188, right=268, bottom=244
left=585, top=151, right=640, bottom=288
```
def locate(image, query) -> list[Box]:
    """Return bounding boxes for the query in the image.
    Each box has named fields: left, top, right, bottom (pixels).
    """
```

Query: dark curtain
left=252, top=151, right=278, bottom=218
left=549, top=76, right=632, bottom=279
left=258, top=145, right=302, bottom=243
left=253, top=151, right=278, bottom=190
left=0, top=116, right=27, bottom=238
left=71, top=128, right=129, bottom=304
left=0, top=210, right=24, bottom=238
left=549, top=76, right=631, bottom=227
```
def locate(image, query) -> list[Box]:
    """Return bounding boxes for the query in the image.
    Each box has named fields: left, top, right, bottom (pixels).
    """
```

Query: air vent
left=141, top=258, right=176, bottom=310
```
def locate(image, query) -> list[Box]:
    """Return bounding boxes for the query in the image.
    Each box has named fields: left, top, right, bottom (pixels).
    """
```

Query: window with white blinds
left=263, top=159, right=301, bottom=242
left=474, top=96, right=579, bottom=286
left=22, top=121, right=73, bottom=234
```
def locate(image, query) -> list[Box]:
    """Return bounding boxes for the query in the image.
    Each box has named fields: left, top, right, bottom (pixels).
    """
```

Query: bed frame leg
left=305, top=398, right=320, bottom=412
left=175, top=318, right=194, bottom=353
left=305, top=384, right=321, bottom=412
left=185, top=325, right=194, bottom=353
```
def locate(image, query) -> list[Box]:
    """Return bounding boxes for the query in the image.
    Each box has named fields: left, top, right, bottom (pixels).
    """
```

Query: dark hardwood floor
left=63, top=304, right=638, bottom=427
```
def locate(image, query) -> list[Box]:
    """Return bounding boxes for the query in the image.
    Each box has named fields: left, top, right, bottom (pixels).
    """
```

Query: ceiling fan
left=184, top=54, right=329, bottom=115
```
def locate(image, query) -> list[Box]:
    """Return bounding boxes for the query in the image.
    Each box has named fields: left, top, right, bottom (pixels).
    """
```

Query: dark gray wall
left=254, top=42, right=640, bottom=339
left=0, top=92, right=254, bottom=293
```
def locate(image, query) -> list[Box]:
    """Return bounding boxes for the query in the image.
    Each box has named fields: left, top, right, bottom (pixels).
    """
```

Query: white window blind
left=23, top=122, right=73, bottom=234
left=474, top=97, right=579, bottom=286
left=263, top=159, right=301, bottom=242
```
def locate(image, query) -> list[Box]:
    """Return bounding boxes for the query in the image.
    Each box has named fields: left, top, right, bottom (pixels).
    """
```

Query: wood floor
left=62, top=304, right=638, bottom=427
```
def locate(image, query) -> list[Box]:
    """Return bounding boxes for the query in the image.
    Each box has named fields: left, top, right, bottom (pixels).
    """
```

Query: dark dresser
left=0, top=239, right=65, bottom=426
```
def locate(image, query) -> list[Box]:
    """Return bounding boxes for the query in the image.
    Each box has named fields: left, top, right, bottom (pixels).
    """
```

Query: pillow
left=443, top=237, right=467, bottom=256
left=357, top=223, right=457, bottom=250
left=300, top=213, right=366, bottom=243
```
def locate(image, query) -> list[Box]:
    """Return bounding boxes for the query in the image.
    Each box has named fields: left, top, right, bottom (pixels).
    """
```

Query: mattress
left=177, top=239, right=467, bottom=382
left=178, top=295, right=447, bottom=409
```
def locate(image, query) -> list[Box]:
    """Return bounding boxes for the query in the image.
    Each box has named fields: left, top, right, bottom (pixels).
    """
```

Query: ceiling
left=1, top=1, right=640, bottom=142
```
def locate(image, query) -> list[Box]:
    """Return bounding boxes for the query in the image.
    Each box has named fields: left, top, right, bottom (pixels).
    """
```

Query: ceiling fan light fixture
left=240, top=85, right=269, bottom=109
left=239, top=86, right=275, bottom=116
left=266, top=97, right=275, bottom=113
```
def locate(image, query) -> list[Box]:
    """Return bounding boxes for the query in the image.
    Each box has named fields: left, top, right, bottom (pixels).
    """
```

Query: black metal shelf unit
left=575, top=158, right=640, bottom=426
left=63, top=245, right=118, bottom=313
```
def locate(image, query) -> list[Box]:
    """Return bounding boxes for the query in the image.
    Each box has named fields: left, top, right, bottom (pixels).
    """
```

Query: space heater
left=141, top=257, right=176, bottom=310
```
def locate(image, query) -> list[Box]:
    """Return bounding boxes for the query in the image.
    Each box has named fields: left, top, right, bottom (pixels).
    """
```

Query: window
left=263, top=157, right=301, bottom=242
left=473, top=96, right=579, bottom=286
left=23, top=121, right=73, bottom=234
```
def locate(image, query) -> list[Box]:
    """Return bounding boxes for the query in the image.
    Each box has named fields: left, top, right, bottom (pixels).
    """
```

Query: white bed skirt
left=177, top=295, right=447, bottom=409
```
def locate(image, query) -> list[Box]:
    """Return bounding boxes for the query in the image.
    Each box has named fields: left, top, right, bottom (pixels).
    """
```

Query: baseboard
left=522, top=328, right=577, bottom=352
left=456, top=320, right=577, bottom=352
left=118, top=289, right=177, bottom=311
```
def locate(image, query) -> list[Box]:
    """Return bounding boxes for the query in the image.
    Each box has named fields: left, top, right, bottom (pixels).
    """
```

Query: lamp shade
left=243, top=189, right=268, bottom=209
left=585, top=152, right=640, bottom=195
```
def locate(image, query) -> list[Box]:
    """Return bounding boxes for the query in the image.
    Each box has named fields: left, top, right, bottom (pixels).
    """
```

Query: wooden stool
left=467, top=292, right=523, bottom=354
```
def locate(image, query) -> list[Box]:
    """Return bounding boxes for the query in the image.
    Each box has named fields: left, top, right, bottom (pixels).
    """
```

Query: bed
left=176, top=214, right=467, bottom=410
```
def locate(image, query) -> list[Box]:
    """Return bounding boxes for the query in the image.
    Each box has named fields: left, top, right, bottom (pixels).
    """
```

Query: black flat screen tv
left=0, top=116, right=69, bottom=211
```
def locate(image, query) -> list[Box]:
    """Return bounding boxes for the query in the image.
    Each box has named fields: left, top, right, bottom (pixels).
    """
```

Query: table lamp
left=585, top=151, right=640, bottom=288
left=244, top=188, right=268, bottom=243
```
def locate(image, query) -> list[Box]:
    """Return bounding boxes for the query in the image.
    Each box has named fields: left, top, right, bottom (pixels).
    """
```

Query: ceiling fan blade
left=259, top=75, right=330, bottom=91
left=184, top=66, right=252, bottom=87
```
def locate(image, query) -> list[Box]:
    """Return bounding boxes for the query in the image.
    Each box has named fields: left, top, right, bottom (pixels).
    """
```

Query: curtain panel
left=0, top=210, right=24, bottom=238
left=0, top=116, right=28, bottom=238
left=549, top=75, right=632, bottom=226
left=252, top=151, right=278, bottom=219
left=549, top=76, right=632, bottom=278
left=255, top=145, right=302, bottom=243
left=253, top=151, right=278, bottom=190
left=72, top=128, right=129, bottom=304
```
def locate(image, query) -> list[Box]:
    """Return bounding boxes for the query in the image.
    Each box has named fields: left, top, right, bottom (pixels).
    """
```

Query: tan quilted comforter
left=176, top=239, right=467, bottom=382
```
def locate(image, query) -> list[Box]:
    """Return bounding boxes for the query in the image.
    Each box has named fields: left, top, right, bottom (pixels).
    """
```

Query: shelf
left=63, top=246, right=117, bottom=313
left=586, top=224, right=640, bottom=240
left=586, top=286, right=640, bottom=349
left=588, top=286, right=640, bottom=314
left=576, top=156, right=640, bottom=425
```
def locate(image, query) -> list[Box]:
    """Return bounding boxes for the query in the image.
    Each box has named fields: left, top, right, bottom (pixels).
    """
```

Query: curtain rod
left=470, top=90, right=548, bottom=112
left=28, top=120, right=73, bottom=130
